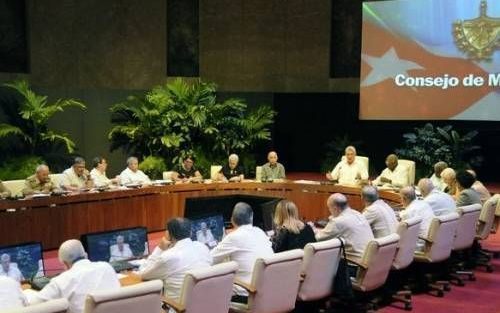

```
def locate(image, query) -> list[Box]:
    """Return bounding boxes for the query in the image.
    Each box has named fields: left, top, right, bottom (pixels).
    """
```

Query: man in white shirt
left=418, top=178, right=456, bottom=216
left=196, top=222, right=217, bottom=248
left=0, top=276, right=27, bottom=310
left=399, top=187, right=435, bottom=250
left=24, top=239, right=120, bottom=313
left=372, top=154, right=409, bottom=189
left=0, top=253, right=24, bottom=282
left=430, top=161, right=448, bottom=192
left=109, top=235, right=134, bottom=262
left=313, top=193, right=374, bottom=258
left=326, top=146, right=368, bottom=185
left=211, top=202, right=273, bottom=297
left=137, top=218, right=212, bottom=300
left=119, top=156, right=151, bottom=185
left=361, top=186, right=398, bottom=238
left=60, top=157, right=94, bottom=192
left=90, top=156, right=120, bottom=188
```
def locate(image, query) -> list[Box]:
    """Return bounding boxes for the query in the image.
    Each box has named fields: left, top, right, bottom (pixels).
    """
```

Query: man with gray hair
left=60, top=157, right=94, bottom=192
left=0, top=253, right=24, bottom=282
left=211, top=202, right=273, bottom=297
left=418, top=178, right=456, bottom=216
left=313, top=193, right=374, bottom=258
left=399, top=187, right=435, bottom=249
left=218, top=154, right=245, bottom=182
left=109, top=235, right=133, bottom=262
left=361, top=186, right=398, bottom=238
left=119, top=156, right=151, bottom=185
left=430, top=161, right=448, bottom=191
left=24, top=239, right=120, bottom=313
left=326, top=146, right=368, bottom=186
left=467, top=169, right=491, bottom=202
left=22, top=164, right=57, bottom=196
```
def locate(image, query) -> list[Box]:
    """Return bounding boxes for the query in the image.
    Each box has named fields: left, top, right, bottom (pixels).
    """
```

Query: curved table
left=0, top=181, right=402, bottom=249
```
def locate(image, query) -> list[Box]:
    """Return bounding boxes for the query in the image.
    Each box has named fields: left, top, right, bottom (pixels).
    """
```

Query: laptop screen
left=0, top=242, right=44, bottom=281
left=81, top=227, right=149, bottom=262
left=191, top=215, right=225, bottom=249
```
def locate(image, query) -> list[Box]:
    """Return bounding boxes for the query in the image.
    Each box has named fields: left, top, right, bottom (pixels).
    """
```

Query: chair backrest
left=83, top=280, right=163, bottom=313
left=392, top=217, right=421, bottom=270
left=398, top=159, right=416, bottom=186
left=162, top=171, right=173, bottom=180
left=49, top=174, right=64, bottom=187
left=298, top=238, right=342, bottom=301
left=255, top=166, right=262, bottom=181
left=422, top=213, right=460, bottom=262
left=341, top=155, right=369, bottom=173
left=248, top=249, right=304, bottom=313
left=2, top=180, right=25, bottom=197
left=179, top=261, right=238, bottom=313
left=476, top=197, right=497, bottom=240
left=454, top=204, right=482, bottom=251
left=4, top=299, right=69, bottom=313
left=210, top=165, right=222, bottom=180
left=356, top=233, right=400, bottom=292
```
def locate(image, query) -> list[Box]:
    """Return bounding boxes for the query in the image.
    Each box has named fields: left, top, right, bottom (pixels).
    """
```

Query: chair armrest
left=418, top=236, right=433, bottom=243
left=346, top=256, right=368, bottom=269
left=162, top=296, right=185, bottom=313
left=234, top=278, right=257, bottom=293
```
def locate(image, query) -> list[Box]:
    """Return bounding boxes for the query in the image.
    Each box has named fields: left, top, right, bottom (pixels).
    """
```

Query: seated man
left=60, top=157, right=94, bottom=192
left=196, top=222, right=216, bottom=248
left=0, top=180, right=11, bottom=199
left=313, top=193, right=374, bottom=258
left=24, top=239, right=120, bottom=313
left=0, top=254, right=24, bottom=282
left=90, top=156, right=120, bottom=188
left=326, top=146, right=368, bottom=185
left=171, top=156, right=202, bottom=182
left=109, top=235, right=134, bottom=262
left=22, top=164, right=57, bottom=196
left=361, top=186, right=398, bottom=238
left=218, top=154, right=245, bottom=182
left=0, top=276, right=27, bottom=310
left=119, top=156, right=151, bottom=185
left=418, top=178, right=456, bottom=216
left=211, top=202, right=273, bottom=298
left=261, top=151, right=286, bottom=181
left=467, top=169, right=491, bottom=202
left=399, top=187, right=435, bottom=250
left=137, top=218, right=212, bottom=300
left=372, top=154, right=409, bottom=188
left=430, top=161, right=448, bottom=191
left=455, top=170, right=482, bottom=207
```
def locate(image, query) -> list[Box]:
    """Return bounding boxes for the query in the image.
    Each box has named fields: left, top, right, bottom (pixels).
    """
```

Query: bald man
left=418, top=178, right=456, bottom=216
left=372, top=154, right=409, bottom=188
left=261, top=151, right=286, bottom=181
left=399, top=187, right=435, bottom=250
left=22, top=164, right=57, bottom=196
left=467, top=170, right=491, bottom=202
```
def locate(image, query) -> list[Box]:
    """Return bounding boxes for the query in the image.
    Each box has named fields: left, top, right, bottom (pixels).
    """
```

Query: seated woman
left=171, top=156, right=202, bottom=183
left=271, top=200, right=316, bottom=252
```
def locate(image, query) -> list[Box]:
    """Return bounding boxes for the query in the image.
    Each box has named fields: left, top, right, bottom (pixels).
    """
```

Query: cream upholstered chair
left=255, top=166, right=262, bottom=181
left=4, top=298, right=69, bottom=313
left=398, top=159, right=416, bottom=186
left=2, top=180, right=25, bottom=197
left=487, top=194, right=500, bottom=233
left=229, top=249, right=304, bottom=313
left=297, top=238, right=342, bottom=302
left=475, top=197, right=497, bottom=272
left=414, top=212, right=460, bottom=296
left=341, top=155, right=369, bottom=173
left=210, top=165, right=222, bottom=180
left=163, top=261, right=238, bottom=313
left=83, top=280, right=162, bottom=313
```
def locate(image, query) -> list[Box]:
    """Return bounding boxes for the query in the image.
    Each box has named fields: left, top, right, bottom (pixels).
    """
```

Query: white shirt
left=424, top=188, right=457, bottom=216
left=109, top=243, right=134, bottom=262
left=0, top=276, right=27, bottom=310
left=60, top=168, right=90, bottom=189
left=211, top=224, right=273, bottom=296
left=330, top=160, right=368, bottom=185
left=90, top=168, right=111, bottom=187
left=137, top=238, right=212, bottom=300
left=363, top=200, right=398, bottom=238
left=430, top=174, right=447, bottom=192
left=25, top=259, right=120, bottom=313
left=0, top=264, right=24, bottom=282
left=196, top=229, right=216, bottom=248
left=373, top=164, right=409, bottom=188
left=119, top=168, right=151, bottom=185
left=399, top=199, right=435, bottom=248
left=316, top=207, right=374, bottom=258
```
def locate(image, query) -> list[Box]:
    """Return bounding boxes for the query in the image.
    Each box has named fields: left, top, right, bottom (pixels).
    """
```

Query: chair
left=163, top=261, right=238, bottom=313
left=2, top=180, right=25, bottom=197
left=474, top=197, right=497, bottom=272
left=398, top=159, right=416, bottom=186
left=229, top=249, right=304, bottom=313
left=83, top=280, right=163, bottom=313
left=414, top=212, right=460, bottom=296
left=297, top=238, right=342, bottom=303
left=341, top=155, right=369, bottom=173
left=489, top=194, right=500, bottom=233
left=255, top=166, right=262, bottom=181
left=162, top=171, right=174, bottom=180
left=4, top=298, right=69, bottom=313
left=210, top=165, right=222, bottom=180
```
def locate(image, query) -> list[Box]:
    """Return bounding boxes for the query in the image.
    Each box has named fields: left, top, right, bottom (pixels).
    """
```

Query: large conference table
left=0, top=181, right=403, bottom=250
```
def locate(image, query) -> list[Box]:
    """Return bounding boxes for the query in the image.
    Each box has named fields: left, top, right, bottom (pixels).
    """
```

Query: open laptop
left=190, top=214, right=225, bottom=249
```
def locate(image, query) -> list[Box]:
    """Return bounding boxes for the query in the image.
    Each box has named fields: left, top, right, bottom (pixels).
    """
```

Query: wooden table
left=0, top=181, right=402, bottom=250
